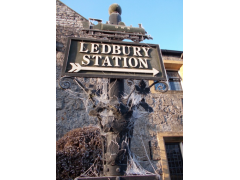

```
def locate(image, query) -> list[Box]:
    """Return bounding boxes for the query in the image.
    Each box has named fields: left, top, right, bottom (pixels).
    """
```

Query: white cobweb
left=61, top=78, right=161, bottom=178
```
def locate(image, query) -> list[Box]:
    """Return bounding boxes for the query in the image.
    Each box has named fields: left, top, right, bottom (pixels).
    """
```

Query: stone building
left=56, top=0, right=183, bottom=180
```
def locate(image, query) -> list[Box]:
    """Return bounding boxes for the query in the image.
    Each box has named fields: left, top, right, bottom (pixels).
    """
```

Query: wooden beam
left=163, top=60, right=183, bottom=65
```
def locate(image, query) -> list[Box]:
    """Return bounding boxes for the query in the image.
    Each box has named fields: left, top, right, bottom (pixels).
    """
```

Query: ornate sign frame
left=61, top=37, right=167, bottom=81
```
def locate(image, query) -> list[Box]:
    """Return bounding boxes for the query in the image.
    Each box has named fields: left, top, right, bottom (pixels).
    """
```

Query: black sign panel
left=62, top=37, right=167, bottom=81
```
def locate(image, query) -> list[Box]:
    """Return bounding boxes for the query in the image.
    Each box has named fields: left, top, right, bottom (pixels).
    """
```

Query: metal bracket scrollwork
left=126, top=79, right=169, bottom=94
left=59, top=76, right=98, bottom=105
left=59, top=76, right=75, bottom=89
left=59, top=76, right=87, bottom=91
left=126, top=79, right=134, bottom=87
left=149, top=80, right=169, bottom=93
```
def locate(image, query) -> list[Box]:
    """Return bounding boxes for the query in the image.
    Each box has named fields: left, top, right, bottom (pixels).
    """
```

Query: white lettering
left=102, top=56, right=112, bottom=66
left=138, top=58, right=149, bottom=68
left=82, top=55, right=90, bottom=65
left=133, top=46, right=142, bottom=56
left=122, top=57, right=128, bottom=67
left=90, top=43, right=99, bottom=53
left=122, top=46, right=131, bottom=55
left=112, top=45, right=121, bottom=54
left=92, top=55, right=102, bottom=66
left=128, top=57, right=138, bottom=67
left=142, top=47, right=151, bottom=57
left=79, top=42, right=88, bottom=53
left=112, top=56, right=121, bottom=67
left=101, top=44, right=111, bottom=54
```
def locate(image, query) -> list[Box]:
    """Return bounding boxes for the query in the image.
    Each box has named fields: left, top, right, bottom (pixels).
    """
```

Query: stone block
left=151, top=147, right=161, bottom=160
left=56, top=98, right=63, bottom=110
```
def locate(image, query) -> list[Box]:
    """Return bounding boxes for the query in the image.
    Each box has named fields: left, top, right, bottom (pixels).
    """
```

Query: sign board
left=62, top=37, right=167, bottom=81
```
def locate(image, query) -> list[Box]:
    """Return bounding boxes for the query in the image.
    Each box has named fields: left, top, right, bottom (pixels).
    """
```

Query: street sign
left=62, top=37, right=167, bottom=81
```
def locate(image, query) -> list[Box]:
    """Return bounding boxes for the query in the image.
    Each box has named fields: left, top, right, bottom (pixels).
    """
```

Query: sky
left=60, top=0, right=183, bottom=51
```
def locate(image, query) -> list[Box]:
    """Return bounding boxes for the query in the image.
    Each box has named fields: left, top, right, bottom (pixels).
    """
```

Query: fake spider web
left=59, top=78, right=161, bottom=179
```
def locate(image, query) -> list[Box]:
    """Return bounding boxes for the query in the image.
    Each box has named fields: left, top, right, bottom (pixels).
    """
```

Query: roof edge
left=161, top=49, right=183, bottom=54
left=57, top=0, right=88, bottom=21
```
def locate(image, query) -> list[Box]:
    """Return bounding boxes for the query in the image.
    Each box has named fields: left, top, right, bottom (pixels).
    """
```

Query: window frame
left=158, top=132, right=183, bottom=180
left=166, top=70, right=182, bottom=91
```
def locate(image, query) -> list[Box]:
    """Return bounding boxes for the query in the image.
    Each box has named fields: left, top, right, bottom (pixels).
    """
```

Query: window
left=158, top=133, right=183, bottom=180
left=154, top=71, right=182, bottom=91
left=167, top=71, right=182, bottom=91
left=165, top=142, right=183, bottom=180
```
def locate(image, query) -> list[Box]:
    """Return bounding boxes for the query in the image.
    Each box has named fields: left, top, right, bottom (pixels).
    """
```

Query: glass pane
left=169, top=80, right=182, bottom=91
left=167, top=71, right=180, bottom=79
left=165, top=143, right=183, bottom=180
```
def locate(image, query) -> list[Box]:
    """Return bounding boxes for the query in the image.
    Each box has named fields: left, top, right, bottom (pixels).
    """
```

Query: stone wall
left=56, top=0, right=183, bottom=174
left=130, top=91, right=183, bottom=173
left=56, top=0, right=100, bottom=140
